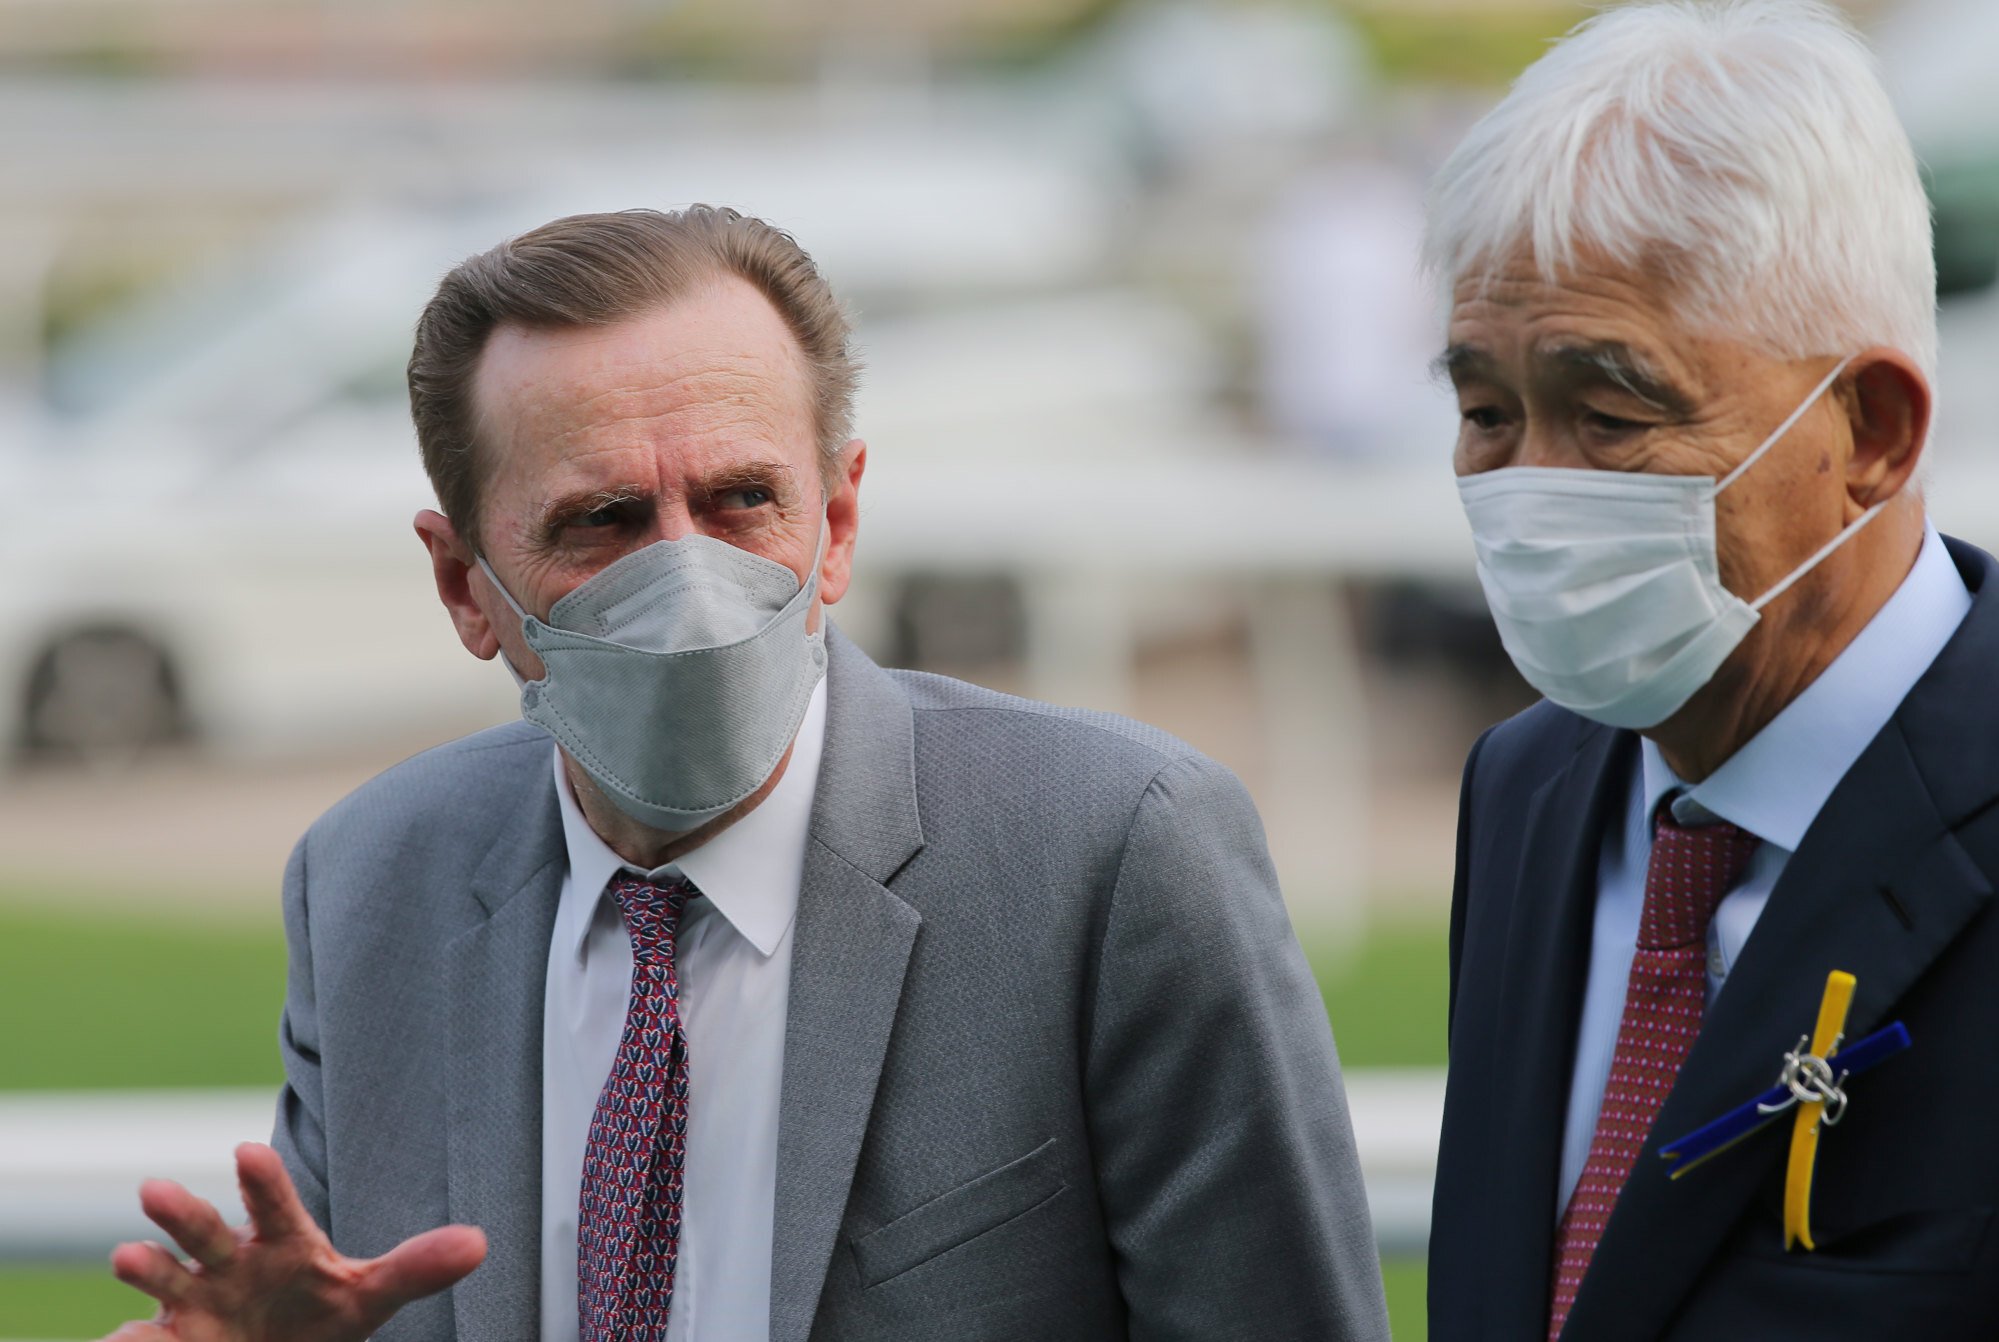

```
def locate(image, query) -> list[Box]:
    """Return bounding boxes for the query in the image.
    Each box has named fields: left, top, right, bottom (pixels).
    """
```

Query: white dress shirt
left=1558, top=525, right=1972, bottom=1210
left=540, top=678, right=827, bottom=1342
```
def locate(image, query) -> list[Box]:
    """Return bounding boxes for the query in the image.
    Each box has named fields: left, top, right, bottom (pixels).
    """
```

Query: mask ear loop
left=475, top=555, right=540, bottom=687
left=1749, top=501, right=1889, bottom=613
left=476, top=555, right=532, bottom=622
left=1728, top=354, right=1891, bottom=613
left=1717, top=355, right=1855, bottom=493
left=808, top=510, right=830, bottom=591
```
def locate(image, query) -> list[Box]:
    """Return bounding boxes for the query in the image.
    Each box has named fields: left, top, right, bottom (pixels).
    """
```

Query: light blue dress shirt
left=1557, top=525, right=1973, bottom=1211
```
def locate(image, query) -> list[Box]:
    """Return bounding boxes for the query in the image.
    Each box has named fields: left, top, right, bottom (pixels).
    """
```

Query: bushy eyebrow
left=1431, top=339, right=1695, bottom=418
left=1543, top=340, right=1695, bottom=416
left=1432, top=344, right=1495, bottom=386
left=693, top=460, right=800, bottom=509
left=537, top=486, right=644, bottom=535
left=531, top=460, right=804, bottom=540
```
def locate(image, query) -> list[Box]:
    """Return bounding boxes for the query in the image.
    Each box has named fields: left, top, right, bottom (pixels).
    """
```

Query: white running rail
left=0, top=1070, right=1444, bottom=1262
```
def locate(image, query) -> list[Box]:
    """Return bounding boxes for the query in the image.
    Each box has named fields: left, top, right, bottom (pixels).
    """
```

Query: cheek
left=1714, top=455, right=1845, bottom=595
left=770, top=511, right=830, bottom=587
left=509, top=557, right=570, bottom=613
left=494, top=548, right=601, bottom=627
left=503, top=631, right=549, bottom=682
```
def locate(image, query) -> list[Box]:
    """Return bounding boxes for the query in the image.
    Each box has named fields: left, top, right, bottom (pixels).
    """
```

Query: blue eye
left=720, top=488, right=773, bottom=509
left=577, top=507, right=622, bottom=528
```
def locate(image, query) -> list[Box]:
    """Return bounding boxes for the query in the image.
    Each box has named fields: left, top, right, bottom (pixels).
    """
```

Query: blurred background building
left=0, top=0, right=1994, bottom=1334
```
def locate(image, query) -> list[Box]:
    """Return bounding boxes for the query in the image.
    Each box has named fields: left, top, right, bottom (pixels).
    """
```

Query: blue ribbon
left=1658, top=1022, right=1912, bottom=1179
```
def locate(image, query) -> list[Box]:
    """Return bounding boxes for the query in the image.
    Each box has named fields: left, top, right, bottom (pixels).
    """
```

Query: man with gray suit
left=102, top=206, right=1388, bottom=1341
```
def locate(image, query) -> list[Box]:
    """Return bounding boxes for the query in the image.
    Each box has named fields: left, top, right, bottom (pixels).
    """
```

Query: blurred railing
left=0, top=1069, right=1444, bottom=1263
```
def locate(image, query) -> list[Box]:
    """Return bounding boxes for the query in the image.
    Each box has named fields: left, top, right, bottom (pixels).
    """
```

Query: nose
left=1514, top=422, right=1592, bottom=472
left=646, top=498, right=700, bottom=544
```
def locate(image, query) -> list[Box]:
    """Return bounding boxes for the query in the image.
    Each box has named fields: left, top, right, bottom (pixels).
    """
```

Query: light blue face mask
left=480, top=525, right=828, bottom=831
left=1456, top=356, right=1880, bottom=730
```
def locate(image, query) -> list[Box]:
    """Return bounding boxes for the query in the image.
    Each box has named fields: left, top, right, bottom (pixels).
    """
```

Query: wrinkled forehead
left=471, top=285, right=820, bottom=489
left=1442, top=248, right=1713, bottom=391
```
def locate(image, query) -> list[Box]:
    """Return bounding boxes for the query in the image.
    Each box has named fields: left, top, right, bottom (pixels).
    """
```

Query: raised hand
left=101, top=1142, right=485, bottom=1342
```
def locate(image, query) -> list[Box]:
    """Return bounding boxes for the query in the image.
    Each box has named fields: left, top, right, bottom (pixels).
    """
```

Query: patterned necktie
left=1547, top=810, right=1758, bottom=1339
left=578, top=873, right=696, bottom=1341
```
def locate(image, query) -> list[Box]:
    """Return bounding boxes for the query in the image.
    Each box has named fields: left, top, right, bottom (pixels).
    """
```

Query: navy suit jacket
left=1429, top=536, right=1999, bottom=1341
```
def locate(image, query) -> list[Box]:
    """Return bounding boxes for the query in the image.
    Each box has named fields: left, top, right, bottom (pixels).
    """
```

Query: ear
left=1841, top=347, right=1930, bottom=513
left=817, top=439, right=866, bottom=607
left=415, top=509, right=501, bottom=660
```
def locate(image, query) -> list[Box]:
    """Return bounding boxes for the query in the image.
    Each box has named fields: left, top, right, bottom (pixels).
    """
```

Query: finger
left=109, top=1239, right=195, bottom=1305
left=136, top=1179, right=236, bottom=1270
left=235, top=1141, right=317, bottom=1243
left=359, top=1225, right=487, bottom=1313
left=101, top=1326, right=174, bottom=1341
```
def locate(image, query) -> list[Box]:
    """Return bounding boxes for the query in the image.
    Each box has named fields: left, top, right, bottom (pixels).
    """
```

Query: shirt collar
left=1641, top=523, right=1971, bottom=850
left=551, top=675, right=828, bottom=961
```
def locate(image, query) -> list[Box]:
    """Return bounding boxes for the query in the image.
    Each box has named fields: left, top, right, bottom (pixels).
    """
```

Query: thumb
left=359, top=1224, right=487, bottom=1313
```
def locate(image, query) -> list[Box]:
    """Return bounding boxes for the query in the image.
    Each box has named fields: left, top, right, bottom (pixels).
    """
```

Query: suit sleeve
left=1083, top=754, right=1391, bottom=1342
left=271, top=831, right=333, bottom=1233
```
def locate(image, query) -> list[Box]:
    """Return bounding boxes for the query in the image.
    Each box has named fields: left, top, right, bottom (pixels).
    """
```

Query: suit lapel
left=445, top=765, right=567, bottom=1342
left=1476, top=721, right=1633, bottom=1338
left=769, top=631, right=925, bottom=1342
left=1567, top=539, right=1999, bottom=1341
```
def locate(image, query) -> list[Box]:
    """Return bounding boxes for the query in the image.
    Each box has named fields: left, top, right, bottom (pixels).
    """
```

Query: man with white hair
left=1428, top=2, right=1999, bottom=1338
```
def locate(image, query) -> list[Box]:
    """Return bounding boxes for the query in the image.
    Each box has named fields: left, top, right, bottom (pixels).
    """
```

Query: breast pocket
left=1739, top=1204, right=1994, bottom=1276
left=852, top=1137, right=1068, bottom=1289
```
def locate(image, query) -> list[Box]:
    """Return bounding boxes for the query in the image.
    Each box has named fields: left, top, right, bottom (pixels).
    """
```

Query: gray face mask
left=480, top=524, right=828, bottom=832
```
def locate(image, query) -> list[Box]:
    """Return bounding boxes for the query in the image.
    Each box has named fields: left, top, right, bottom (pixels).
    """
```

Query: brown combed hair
left=407, top=205, right=859, bottom=552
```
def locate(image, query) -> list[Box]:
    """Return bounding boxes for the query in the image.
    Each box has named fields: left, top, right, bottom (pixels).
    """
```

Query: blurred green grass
left=1349, top=4, right=1581, bottom=87
left=0, top=898, right=1447, bottom=1337
left=10, top=1258, right=1447, bottom=1341
left=1383, top=1257, right=1427, bottom=1340
left=0, top=900, right=1448, bottom=1091
left=0, top=900, right=287, bottom=1092
left=0, top=1255, right=1434, bottom=1339
left=0, top=1266, right=147, bottom=1340
left=1303, top=912, right=1450, bottom=1069
left=0, top=1256, right=1439, bottom=1336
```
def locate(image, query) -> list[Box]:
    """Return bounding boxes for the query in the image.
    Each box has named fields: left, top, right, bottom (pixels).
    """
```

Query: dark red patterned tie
left=1547, top=811, right=1758, bottom=1338
left=578, top=873, right=695, bottom=1341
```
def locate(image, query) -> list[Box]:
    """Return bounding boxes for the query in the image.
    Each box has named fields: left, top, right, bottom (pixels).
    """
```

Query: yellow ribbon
left=1784, top=970, right=1856, bottom=1250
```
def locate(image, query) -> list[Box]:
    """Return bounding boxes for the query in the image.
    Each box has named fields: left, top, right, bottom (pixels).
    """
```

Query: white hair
left=1423, top=0, right=1938, bottom=383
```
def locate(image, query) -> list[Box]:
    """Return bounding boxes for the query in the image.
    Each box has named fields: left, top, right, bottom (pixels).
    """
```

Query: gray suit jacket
left=272, top=630, right=1388, bottom=1340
